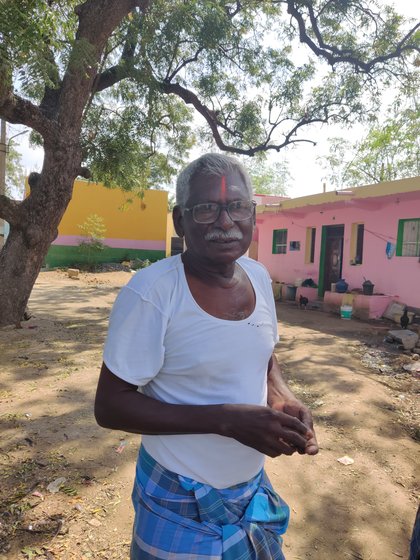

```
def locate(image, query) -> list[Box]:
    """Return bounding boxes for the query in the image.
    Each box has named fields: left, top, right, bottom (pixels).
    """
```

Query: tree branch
left=0, top=195, right=21, bottom=226
left=58, top=0, right=149, bottom=129
left=160, top=80, right=236, bottom=147
left=286, top=0, right=419, bottom=72
left=94, top=62, right=133, bottom=92
left=160, top=79, right=316, bottom=155
left=0, top=92, right=54, bottom=138
left=39, top=44, right=62, bottom=118
left=166, top=47, right=205, bottom=83
left=94, top=9, right=143, bottom=93
left=226, top=1, right=242, bottom=18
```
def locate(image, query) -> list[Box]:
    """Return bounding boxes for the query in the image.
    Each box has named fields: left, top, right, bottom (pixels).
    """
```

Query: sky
left=7, top=0, right=418, bottom=201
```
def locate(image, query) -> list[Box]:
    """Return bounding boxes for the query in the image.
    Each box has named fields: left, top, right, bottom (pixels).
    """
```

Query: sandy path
left=0, top=270, right=418, bottom=559
left=271, top=309, right=419, bottom=559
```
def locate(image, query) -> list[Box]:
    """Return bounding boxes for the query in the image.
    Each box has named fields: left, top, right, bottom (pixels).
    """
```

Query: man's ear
left=172, top=205, right=184, bottom=238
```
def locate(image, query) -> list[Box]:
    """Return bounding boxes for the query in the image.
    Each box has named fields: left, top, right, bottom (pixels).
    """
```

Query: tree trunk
left=0, top=228, right=50, bottom=326
left=0, top=2, right=146, bottom=327
left=0, top=143, right=80, bottom=327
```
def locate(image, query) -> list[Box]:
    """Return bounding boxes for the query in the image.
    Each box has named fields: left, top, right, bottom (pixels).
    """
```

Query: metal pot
left=362, top=280, right=374, bottom=296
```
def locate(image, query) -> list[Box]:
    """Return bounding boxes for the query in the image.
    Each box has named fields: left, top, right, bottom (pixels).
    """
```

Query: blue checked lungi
left=130, top=445, right=290, bottom=559
left=410, top=505, right=420, bottom=560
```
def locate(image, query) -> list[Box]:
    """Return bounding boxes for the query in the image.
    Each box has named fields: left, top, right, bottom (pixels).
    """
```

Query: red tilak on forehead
left=220, top=175, right=227, bottom=201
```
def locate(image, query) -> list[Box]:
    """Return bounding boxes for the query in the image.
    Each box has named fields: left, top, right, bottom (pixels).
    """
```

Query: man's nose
left=214, top=206, right=235, bottom=229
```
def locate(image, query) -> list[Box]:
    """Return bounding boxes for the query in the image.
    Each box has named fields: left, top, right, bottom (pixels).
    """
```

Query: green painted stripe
left=318, top=225, right=327, bottom=297
left=396, top=219, right=404, bottom=257
left=45, top=245, right=165, bottom=268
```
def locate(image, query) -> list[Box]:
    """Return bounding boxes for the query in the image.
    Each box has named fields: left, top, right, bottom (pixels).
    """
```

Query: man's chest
left=186, top=269, right=255, bottom=321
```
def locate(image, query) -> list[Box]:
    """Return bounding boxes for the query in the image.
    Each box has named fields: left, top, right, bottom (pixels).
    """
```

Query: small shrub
left=130, top=258, right=151, bottom=270
left=77, top=214, right=108, bottom=270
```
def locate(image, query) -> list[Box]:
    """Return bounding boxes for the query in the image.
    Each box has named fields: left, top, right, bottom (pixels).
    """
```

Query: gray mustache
left=204, top=231, right=243, bottom=241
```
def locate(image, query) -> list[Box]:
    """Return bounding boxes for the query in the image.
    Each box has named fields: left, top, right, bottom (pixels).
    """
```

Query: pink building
left=254, top=177, right=420, bottom=315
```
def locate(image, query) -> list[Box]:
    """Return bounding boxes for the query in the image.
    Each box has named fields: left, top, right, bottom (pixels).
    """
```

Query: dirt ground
left=0, top=269, right=419, bottom=560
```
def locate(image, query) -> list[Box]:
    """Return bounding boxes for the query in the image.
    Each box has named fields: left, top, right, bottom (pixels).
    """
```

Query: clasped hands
left=228, top=398, right=318, bottom=459
left=270, top=398, right=319, bottom=457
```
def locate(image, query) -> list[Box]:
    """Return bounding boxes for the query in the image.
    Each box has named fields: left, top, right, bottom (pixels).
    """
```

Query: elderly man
left=95, top=153, right=318, bottom=559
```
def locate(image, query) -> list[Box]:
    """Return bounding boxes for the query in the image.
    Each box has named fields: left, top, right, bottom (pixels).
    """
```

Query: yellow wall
left=59, top=180, right=168, bottom=240
left=166, top=212, right=174, bottom=256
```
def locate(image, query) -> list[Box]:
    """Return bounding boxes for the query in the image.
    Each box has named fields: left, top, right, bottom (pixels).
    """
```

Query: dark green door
left=318, top=225, right=344, bottom=296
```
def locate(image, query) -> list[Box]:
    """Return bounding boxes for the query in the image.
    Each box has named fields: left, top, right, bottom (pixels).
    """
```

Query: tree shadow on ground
left=0, top=276, right=417, bottom=558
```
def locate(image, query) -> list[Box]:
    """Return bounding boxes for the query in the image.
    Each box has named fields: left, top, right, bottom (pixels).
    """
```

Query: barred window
left=397, top=219, right=420, bottom=257
left=272, top=229, right=287, bottom=254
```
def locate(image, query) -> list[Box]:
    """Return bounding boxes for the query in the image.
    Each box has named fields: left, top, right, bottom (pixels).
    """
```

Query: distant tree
left=167, top=194, right=176, bottom=212
left=318, top=137, right=350, bottom=189
left=5, top=141, right=25, bottom=199
left=245, top=157, right=290, bottom=196
left=319, top=93, right=420, bottom=187
left=0, top=0, right=419, bottom=325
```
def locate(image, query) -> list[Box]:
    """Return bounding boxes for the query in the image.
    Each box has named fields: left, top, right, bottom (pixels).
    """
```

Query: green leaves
left=78, top=213, right=107, bottom=240
left=81, top=89, right=195, bottom=192
left=245, top=156, right=291, bottom=196
left=318, top=85, right=420, bottom=187
left=1, top=1, right=78, bottom=98
left=349, top=105, right=420, bottom=183
left=5, top=140, right=26, bottom=200
left=1, top=0, right=418, bottom=188
left=235, top=101, right=265, bottom=145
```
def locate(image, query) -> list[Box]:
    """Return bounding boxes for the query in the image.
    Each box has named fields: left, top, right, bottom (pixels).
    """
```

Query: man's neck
left=181, top=251, right=239, bottom=284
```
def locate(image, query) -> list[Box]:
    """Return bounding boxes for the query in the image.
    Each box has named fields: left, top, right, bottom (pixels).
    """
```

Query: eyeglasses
left=183, top=200, right=256, bottom=224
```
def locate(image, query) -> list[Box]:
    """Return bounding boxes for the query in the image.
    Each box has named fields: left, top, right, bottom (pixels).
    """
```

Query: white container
left=340, top=305, right=352, bottom=320
left=272, top=281, right=282, bottom=301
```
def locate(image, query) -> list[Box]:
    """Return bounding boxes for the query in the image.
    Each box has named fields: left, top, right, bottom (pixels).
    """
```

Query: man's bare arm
left=95, top=362, right=311, bottom=457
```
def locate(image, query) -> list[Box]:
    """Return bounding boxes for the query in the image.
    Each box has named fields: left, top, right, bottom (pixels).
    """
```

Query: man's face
left=174, top=169, right=254, bottom=265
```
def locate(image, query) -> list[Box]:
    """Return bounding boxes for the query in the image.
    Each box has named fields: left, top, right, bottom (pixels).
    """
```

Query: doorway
left=318, top=224, right=344, bottom=296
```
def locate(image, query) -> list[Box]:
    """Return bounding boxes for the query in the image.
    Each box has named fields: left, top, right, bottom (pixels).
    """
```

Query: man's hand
left=271, top=399, right=319, bottom=456
left=267, top=353, right=319, bottom=456
left=221, top=403, right=311, bottom=458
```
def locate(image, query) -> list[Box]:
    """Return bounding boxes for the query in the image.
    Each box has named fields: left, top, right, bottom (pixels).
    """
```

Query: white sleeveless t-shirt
left=103, top=254, right=278, bottom=488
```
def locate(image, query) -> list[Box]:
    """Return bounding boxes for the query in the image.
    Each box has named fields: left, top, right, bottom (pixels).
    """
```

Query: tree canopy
left=245, top=157, right=291, bottom=196
left=318, top=80, right=420, bottom=187
left=0, top=0, right=419, bottom=326
left=1, top=1, right=419, bottom=189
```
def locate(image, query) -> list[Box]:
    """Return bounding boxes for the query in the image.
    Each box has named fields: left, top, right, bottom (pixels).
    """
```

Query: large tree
left=318, top=75, right=420, bottom=187
left=0, top=0, right=418, bottom=326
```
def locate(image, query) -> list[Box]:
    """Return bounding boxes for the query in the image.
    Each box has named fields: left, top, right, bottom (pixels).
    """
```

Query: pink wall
left=257, top=196, right=420, bottom=308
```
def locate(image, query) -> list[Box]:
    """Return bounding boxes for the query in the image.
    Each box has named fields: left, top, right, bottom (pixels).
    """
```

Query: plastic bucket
left=340, top=305, right=352, bottom=320
left=286, top=285, right=297, bottom=301
left=272, top=281, right=282, bottom=301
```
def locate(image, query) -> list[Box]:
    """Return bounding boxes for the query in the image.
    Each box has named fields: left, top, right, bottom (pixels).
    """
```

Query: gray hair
left=176, top=153, right=253, bottom=207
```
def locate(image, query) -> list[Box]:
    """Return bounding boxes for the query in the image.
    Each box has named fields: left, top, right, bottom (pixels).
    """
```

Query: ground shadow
left=0, top=274, right=417, bottom=559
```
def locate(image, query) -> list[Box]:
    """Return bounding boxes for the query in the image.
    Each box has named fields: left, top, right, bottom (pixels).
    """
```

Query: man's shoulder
left=238, top=256, right=270, bottom=279
left=125, top=255, right=181, bottom=297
